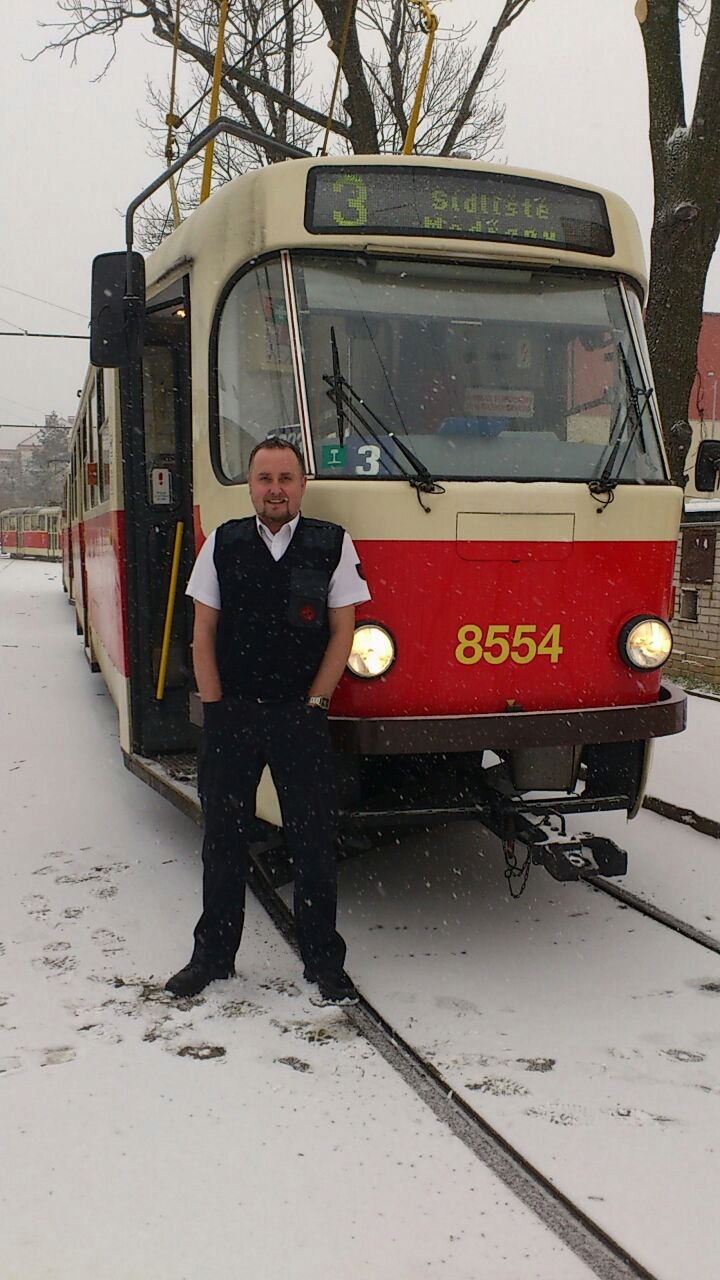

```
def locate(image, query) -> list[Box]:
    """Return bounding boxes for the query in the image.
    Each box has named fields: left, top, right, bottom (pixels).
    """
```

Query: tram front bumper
left=328, top=680, right=686, bottom=755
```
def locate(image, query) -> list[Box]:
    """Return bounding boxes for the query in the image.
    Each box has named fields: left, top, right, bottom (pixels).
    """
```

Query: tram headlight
left=347, top=624, right=395, bottom=678
left=619, top=616, right=673, bottom=671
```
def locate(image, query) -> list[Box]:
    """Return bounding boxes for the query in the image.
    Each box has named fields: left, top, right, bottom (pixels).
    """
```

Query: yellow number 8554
left=455, top=624, right=563, bottom=666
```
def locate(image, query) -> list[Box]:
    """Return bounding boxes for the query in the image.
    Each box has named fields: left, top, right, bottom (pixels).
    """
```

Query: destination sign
left=305, top=166, right=614, bottom=256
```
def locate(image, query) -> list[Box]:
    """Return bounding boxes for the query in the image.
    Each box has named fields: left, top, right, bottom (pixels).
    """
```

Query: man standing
left=166, top=437, right=370, bottom=1005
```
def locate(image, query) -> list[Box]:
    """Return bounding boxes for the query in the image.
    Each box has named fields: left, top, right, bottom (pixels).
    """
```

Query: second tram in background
left=63, top=138, right=702, bottom=882
left=1, top=506, right=62, bottom=560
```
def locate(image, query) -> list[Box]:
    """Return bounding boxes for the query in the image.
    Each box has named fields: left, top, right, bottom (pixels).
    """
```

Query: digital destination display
left=305, top=166, right=614, bottom=257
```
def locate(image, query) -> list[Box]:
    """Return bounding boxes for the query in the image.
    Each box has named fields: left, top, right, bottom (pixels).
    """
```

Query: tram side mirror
left=90, top=251, right=146, bottom=368
left=694, top=440, right=720, bottom=492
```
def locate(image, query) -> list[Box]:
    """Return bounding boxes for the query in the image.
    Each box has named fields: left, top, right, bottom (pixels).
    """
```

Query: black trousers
left=192, top=698, right=346, bottom=978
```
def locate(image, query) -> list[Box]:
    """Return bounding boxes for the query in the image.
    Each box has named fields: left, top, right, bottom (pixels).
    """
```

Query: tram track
left=642, top=791, right=720, bottom=842
left=587, top=875, right=720, bottom=955
left=250, top=792, right=719, bottom=1280
left=131, top=748, right=718, bottom=1278
left=120, top=742, right=720, bottom=1276
left=133, top=747, right=720, bottom=957
left=248, top=853, right=659, bottom=1280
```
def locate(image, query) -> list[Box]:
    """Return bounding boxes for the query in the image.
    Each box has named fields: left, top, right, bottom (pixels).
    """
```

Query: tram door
left=121, top=282, right=197, bottom=756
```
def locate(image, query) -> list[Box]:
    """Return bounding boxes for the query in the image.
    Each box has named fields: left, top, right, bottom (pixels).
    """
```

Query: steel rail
left=245, top=850, right=658, bottom=1280
left=587, top=875, right=720, bottom=955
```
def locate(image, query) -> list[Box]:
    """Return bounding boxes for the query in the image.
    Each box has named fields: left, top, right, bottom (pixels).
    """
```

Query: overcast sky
left=1, top=0, right=718, bottom=426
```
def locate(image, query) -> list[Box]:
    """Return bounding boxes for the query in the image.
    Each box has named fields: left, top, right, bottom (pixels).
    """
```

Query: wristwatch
left=306, top=695, right=330, bottom=711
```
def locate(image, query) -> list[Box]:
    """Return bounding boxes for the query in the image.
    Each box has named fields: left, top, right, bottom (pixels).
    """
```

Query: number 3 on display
left=332, top=174, right=369, bottom=227
left=355, top=445, right=381, bottom=475
left=455, top=624, right=563, bottom=666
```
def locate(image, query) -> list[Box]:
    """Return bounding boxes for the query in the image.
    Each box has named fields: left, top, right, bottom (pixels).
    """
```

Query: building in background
left=667, top=315, right=720, bottom=687
left=0, top=425, right=43, bottom=473
left=670, top=499, right=720, bottom=687
left=686, top=313, right=720, bottom=499
left=0, top=417, right=71, bottom=509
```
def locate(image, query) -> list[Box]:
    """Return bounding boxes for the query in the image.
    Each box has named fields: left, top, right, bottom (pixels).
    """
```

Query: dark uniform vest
left=213, top=515, right=345, bottom=700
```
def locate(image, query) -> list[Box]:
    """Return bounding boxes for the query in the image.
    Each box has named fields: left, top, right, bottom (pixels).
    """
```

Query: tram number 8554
left=455, top=624, right=563, bottom=666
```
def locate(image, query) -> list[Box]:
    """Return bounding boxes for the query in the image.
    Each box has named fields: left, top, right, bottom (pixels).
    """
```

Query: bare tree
left=636, top=0, right=720, bottom=484
left=20, top=412, right=69, bottom=507
left=39, top=2, right=533, bottom=183
left=37, top=1, right=720, bottom=486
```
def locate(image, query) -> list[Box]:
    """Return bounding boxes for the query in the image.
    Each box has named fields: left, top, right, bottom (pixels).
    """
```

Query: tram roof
left=143, top=154, right=648, bottom=300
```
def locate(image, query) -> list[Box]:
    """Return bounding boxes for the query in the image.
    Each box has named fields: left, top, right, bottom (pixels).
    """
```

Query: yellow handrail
left=165, top=0, right=183, bottom=228
left=156, top=521, right=185, bottom=701
left=402, top=0, right=438, bottom=155
left=200, top=0, right=230, bottom=203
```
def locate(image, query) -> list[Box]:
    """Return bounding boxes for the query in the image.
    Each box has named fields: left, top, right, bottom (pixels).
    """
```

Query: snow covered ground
left=2, top=557, right=719, bottom=1279
left=335, top=822, right=720, bottom=1279
left=0, top=560, right=598, bottom=1279
left=650, top=692, right=720, bottom=824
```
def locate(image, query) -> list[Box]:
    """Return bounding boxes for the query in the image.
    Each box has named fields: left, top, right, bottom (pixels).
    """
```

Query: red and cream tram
left=1, top=506, right=62, bottom=560
left=66, top=135, right=692, bottom=881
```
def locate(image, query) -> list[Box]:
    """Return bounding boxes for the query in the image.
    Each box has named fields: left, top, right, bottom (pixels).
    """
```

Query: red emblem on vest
left=299, top=603, right=316, bottom=623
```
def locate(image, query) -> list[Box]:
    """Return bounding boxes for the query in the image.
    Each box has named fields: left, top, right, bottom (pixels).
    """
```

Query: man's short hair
left=248, top=436, right=306, bottom=476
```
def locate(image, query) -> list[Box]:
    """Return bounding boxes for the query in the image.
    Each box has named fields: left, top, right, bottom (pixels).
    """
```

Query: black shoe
left=309, top=971, right=359, bottom=1007
left=165, top=960, right=234, bottom=998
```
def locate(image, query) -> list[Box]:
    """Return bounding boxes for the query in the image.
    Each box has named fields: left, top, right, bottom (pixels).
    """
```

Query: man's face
left=248, top=447, right=306, bottom=531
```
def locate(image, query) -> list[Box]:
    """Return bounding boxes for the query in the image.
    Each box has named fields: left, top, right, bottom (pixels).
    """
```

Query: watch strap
left=307, top=695, right=330, bottom=711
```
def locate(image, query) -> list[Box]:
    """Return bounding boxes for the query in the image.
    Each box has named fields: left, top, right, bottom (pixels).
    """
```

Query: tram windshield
left=215, top=254, right=666, bottom=484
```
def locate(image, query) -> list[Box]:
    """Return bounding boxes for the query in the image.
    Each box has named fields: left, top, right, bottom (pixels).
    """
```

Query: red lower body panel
left=332, top=539, right=675, bottom=718
left=82, top=509, right=129, bottom=677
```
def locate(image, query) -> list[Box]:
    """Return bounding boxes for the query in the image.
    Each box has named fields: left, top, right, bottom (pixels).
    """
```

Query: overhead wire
left=0, top=285, right=87, bottom=319
left=0, top=332, right=87, bottom=340
left=0, top=315, right=26, bottom=333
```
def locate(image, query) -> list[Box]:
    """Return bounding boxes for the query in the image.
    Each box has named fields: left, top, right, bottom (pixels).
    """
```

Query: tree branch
left=440, top=0, right=532, bottom=156
left=687, top=0, right=720, bottom=180
left=313, top=0, right=380, bottom=152
left=637, top=0, right=687, bottom=191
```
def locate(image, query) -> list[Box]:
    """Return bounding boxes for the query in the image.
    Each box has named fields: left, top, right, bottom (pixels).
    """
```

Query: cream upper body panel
left=141, top=156, right=663, bottom=550
left=195, top=479, right=682, bottom=547
left=144, top=155, right=648, bottom=298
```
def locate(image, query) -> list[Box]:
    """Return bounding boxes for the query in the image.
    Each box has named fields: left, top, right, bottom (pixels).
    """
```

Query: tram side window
left=96, top=371, right=111, bottom=503
left=74, top=439, right=83, bottom=518
left=80, top=413, right=93, bottom=510
left=216, top=260, right=300, bottom=482
left=88, top=384, right=101, bottom=508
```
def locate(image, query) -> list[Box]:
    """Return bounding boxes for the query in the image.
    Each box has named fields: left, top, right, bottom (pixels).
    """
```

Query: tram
left=1, top=506, right=62, bottom=560
left=66, top=132, right=690, bottom=882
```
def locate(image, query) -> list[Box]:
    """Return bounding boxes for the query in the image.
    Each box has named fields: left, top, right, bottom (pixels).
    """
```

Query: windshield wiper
left=589, top=343, right=654, bottom=507
left=323, top=334, right=443, bottom=510
left=329, top=326, right=347, bottom=445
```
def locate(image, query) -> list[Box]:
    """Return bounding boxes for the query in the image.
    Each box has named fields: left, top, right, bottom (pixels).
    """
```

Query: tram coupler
left=493, top=798, right=628, bottom=884
left=517, top=813, right=628, bottom=882
left=533, top=835, right=628, bottom=882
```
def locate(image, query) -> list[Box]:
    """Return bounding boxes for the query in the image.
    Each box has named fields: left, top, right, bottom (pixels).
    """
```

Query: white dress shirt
left=186, top=515, right=371, bottom=610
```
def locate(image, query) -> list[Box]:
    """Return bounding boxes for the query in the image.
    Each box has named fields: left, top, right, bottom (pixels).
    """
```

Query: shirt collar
left=255, top=513, right=300, bottom=546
